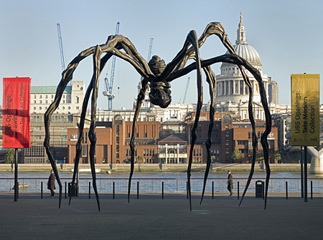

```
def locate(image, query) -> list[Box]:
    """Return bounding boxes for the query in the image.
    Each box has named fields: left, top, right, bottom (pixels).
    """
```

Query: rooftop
left=31, top=86, right=72, bottom=94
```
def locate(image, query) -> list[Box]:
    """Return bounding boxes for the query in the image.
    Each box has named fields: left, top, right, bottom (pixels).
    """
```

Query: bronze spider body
left=44, top=22, right=272, bottom=211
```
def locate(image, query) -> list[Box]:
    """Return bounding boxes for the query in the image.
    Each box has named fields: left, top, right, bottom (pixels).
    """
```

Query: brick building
left=67, top=113, right=278, bottom=164
left=67, top=115, right=160, bottom=164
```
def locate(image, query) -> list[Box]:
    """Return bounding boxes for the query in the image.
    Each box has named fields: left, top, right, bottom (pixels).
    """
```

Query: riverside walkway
left=1, top=192, right=323, bottom=240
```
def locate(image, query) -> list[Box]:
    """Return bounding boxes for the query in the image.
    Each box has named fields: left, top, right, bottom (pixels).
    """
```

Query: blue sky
left=0, top=0, right=322, bottom=110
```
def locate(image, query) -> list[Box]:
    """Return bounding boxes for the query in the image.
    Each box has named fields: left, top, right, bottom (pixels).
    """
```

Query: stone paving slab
left=1, top=193, right=323, bottom=240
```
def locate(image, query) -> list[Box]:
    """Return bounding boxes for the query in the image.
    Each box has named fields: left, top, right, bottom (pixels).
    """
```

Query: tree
left=5, top=149, right=15, bottom=164
left=231, top=147, right=242, bottom=163
left=274, top=151, right=282, bottom=163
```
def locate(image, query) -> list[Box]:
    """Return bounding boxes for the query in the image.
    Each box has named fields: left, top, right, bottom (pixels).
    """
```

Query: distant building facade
left=30, top=81, right=84, bottom=114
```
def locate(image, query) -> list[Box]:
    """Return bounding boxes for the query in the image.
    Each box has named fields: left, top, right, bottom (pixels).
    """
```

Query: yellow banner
left=291, top=74, right=320, bottom=146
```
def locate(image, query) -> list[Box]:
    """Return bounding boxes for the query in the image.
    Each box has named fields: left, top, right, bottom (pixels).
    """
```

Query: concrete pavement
left=0, top=192, right=323, bottom=240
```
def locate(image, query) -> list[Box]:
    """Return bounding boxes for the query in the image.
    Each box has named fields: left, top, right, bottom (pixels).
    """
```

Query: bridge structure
left=309, top=141, right=323, bottom=174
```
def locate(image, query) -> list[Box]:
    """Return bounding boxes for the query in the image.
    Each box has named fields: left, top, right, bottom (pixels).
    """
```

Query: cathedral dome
left=222, top=43, right=262, bottom=67
left=222, top=13, right=262, bottom=68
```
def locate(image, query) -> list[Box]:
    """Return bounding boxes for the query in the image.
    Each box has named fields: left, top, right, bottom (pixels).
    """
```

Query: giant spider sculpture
left=44, top=22, right=272, bottom=211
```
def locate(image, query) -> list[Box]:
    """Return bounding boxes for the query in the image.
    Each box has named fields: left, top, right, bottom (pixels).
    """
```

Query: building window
left=82, top=145, right=88, bottom=156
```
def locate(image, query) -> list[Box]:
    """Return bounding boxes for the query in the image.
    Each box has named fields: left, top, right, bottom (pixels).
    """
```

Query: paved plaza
left=0, top=192, right=323, bottom=240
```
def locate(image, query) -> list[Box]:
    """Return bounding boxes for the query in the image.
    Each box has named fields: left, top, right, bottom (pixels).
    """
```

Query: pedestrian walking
left=47, top=170, right=56, bottom=196
left=227, top=170, right=233, bottom=196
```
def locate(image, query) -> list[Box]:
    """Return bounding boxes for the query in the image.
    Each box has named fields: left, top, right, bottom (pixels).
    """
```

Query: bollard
left=186, top=181, right=188, bottom=199
left=237, top=181, right=239, bottom=200
left=137, top=181, right=139, bottom=199
left=311, top=181, right=313, bottom=199
left=41, top=182, right=43, bottom=199
left=286, top=181, right=288, bottom=199
left=17, top=182, right=19, bottom=200
left=162, top=182, right=164, bottom=199
left=212, top=181, right=214, bottom=199
left=113, top=182, right=115, bottom=199
left=89, top=182, right=91, bottom=199
left=65, top=182, right=67, bottom=199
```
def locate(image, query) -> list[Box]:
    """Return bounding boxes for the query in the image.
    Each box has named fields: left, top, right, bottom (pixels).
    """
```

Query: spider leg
left=163, top=22, right=263, bottom=207
left=200, top=65, right=216, bottom=205
left=172, top=22, right=235, bottom=72
left=258, top=81, right=272, bottom=209
left=68, top=52, right=113, bottom=205
left=184, top=30, right=203, bottom=211
left=170, top=53, right=271, bottom=208
left=128, top=78, right=149, bottom=203
left=238, top=80, right=257, bottom=207
left=44, top=45, right=103, bottom=208
left=44, top=34, right=150, bottom=208
left=43, top=142, right=62, bottom=208
left=68, top=86, right=91, bottom=205
left=86, top=45, right=103, bottom=211
left=180, top=22, right=260, bottom=207
left=206, top=24, right=263, bottom=204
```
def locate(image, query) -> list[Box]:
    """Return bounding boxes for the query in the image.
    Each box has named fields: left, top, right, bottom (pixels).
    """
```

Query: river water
left=1, top=172, right=323, bottom=194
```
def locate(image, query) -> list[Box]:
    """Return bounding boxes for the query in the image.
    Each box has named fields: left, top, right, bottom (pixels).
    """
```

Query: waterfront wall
left=0, top=163, right=304, bottom=173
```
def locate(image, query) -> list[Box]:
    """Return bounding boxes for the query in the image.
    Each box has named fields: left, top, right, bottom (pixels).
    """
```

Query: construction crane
left=56, top=23, right=66, bottom=71
left=179, top=77, right=190, bottom=104
left=147, top=38, right=153, bottom=61
left=138, top=38, right=154, bottom=109
left=103, top=22, right=120, bottom=111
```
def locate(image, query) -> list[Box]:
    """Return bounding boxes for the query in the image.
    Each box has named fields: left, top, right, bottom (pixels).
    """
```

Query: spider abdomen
left=149, top=80, right=171, bottom=108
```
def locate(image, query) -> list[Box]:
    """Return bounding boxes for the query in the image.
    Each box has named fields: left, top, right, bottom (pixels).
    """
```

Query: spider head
left=148, top=55, right=171, bottom=108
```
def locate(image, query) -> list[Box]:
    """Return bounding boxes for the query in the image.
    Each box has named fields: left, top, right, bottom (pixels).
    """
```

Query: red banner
left=2, top=77, right=31, bottom=148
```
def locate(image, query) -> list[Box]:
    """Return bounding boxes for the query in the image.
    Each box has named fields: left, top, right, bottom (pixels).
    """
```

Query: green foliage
left=5, top=149, right=15, bottom=164
left=274, top=151, right=281, bottom=161
left=231, top=148, right=242, bottom=162
left=255, top=152, right=264, bottom=162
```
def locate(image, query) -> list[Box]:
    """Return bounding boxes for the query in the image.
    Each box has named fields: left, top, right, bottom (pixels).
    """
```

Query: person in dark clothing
left=47, top=170, right=56, bottom=196
left=227, top=170, right=233, bottom=196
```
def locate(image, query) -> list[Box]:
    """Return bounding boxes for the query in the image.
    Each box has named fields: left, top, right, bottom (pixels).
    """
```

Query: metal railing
left=1, top=177, right=323, bottom=195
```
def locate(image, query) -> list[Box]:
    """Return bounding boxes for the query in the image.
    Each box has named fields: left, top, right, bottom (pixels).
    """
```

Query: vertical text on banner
left=2, top=77, right=31, bottom=148
left=291, top=74, right=320, bottom=146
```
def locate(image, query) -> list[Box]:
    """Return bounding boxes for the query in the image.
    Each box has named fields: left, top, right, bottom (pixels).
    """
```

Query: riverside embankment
left=0, top=163, right=304, bottom=173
